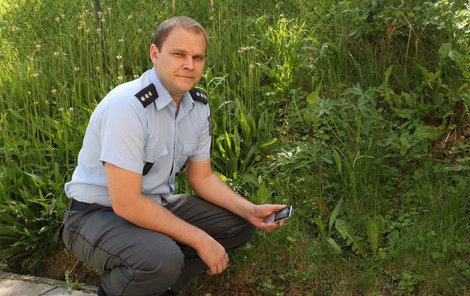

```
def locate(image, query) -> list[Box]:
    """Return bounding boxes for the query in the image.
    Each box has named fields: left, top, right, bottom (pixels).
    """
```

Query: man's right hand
left=105, top=162, right=229, bottom=275
left=196, top=236, right=229, bottom=275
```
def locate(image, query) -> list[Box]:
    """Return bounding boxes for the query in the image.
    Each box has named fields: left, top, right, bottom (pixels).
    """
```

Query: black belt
left=69, top=199, right=93, bottom=211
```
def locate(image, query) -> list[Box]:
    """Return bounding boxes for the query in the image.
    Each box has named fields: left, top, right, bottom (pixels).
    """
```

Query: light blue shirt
left=64, top=68, right=211, bottom=206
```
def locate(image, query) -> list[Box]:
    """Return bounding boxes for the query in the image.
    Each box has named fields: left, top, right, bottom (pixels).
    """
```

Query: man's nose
left=183, top=57, right=194, bottom=70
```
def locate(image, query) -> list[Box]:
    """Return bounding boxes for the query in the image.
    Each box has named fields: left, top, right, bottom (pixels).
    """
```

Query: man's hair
left=152, top=16, right=208, bottom=50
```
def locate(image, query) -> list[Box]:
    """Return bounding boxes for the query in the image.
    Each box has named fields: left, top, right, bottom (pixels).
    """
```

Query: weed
left=0, top=0, right=469, bottom=294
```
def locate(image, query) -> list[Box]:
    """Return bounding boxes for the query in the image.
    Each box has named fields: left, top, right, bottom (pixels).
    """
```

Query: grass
left=1, top=0, right=470, bottom=294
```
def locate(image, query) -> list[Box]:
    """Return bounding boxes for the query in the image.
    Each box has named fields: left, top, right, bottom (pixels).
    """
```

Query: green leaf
left=328, top=198, right=343, bottom=235
left=327, top=238, right=342, bottom=254
left=254, top=183, right=271, bottom=204
left=306, top=80, right=322, bottom=105
left=438, top=42, right=452, bottom=66
left=335, top=218, right=364, bottom=255
left=413, top=125, right=445, bottom=141
left=384, top=65, right=393, bottom=82
left=448, top=49, right=465, bottom=68
left=314, top=218, right=326, bottom=238
left=366, top=215, right=385, bottom=256
left=391, top=107, right=414, bottom=120
left=259, top=138, right=278, bottom=149
left=332, top=147, right=342, bottom=176
left=319, top=43, right=332, bottom=60
left=398, top=132, right=413, bottom=155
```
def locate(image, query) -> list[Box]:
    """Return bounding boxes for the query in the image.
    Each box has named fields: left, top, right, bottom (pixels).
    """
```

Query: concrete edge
left=0, top=271, right=98, bottom=294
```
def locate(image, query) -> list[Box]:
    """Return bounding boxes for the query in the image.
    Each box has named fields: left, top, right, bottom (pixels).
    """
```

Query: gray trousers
left=61, top=194, right=255, bottom=296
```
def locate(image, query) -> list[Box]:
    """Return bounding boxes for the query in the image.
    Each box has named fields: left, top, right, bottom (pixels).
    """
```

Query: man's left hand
left=249, top=204, right=289, bottom=232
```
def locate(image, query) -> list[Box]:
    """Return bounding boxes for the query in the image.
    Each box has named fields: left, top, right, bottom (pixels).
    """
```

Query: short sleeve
left=99, top=97, right=146, bottom=174
left=189, top=106, right=211, bottom=162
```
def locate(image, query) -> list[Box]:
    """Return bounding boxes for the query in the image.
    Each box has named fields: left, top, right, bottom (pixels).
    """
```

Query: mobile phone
left=265, top=206, right=294, bottom=223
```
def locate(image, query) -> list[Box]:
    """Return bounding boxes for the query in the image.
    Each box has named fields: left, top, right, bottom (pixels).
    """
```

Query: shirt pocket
left=143, top=143, right=168, bottom=176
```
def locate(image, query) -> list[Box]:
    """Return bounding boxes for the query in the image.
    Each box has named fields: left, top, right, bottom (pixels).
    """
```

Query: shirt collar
left=149, top=68, right=195, bottom=113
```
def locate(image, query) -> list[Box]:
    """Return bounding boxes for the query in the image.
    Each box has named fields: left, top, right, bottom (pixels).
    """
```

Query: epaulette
left=135, top=83, right=158, bottom=107
left=189, top=87, right=208, bottom=104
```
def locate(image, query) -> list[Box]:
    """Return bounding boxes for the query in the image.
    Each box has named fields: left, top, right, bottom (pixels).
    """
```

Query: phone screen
left=273, top=206, right=293, bottom=222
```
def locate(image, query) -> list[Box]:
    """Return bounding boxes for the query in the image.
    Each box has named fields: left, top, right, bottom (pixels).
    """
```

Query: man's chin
left=174, top=78, right=200, bottom=94
left=181, top=82, right=197, bottom=92
left=171, top=85, right=196, bottom=99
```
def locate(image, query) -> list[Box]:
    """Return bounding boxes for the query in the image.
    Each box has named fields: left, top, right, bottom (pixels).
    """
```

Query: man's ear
left=149, top=44, right=159, bottom=65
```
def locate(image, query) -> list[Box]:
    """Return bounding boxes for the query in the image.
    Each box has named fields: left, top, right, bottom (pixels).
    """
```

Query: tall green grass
left=1, top=0, right=469, bottom=294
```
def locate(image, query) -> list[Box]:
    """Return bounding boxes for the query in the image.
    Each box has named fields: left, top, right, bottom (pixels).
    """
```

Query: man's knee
left=238, top=220, right=256, bottom=245
left=135, top=249, right=185, bottom=288
left=218, top=217, right=256, bottom=251
left=106, top=247, right=185, bottom=296
left=136, top=240, right=185, bottom=281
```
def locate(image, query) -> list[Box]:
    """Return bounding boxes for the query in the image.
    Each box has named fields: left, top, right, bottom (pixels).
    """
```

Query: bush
left=1, top=0, right=469, bottom=294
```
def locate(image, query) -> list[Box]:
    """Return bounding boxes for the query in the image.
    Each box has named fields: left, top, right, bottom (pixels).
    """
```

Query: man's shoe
left=97, top=283, right=107, bottom=296
left=96, top=284, right=177, bottom=296
left=161, top=288, right=178, bottom=295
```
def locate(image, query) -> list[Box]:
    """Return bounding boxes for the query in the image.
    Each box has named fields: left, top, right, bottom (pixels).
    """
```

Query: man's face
left=150, top=26, right=206, bottom=102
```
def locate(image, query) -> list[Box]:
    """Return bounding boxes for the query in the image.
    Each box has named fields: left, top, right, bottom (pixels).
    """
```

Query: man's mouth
left=176, top=74, right=194, bottom=79
left=177, top=75, right=194, bottom=79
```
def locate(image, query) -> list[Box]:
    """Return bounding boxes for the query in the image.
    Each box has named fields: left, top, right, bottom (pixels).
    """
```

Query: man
left=61, top=16, right=286, bottom=296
